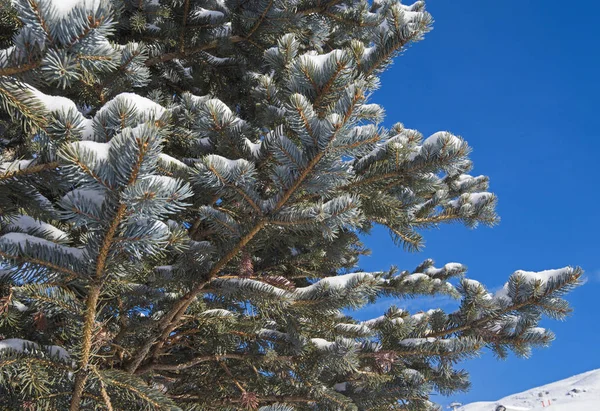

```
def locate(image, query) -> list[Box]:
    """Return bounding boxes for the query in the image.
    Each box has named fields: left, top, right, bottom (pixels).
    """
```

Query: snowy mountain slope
left=458, top=369, right=600, bottom=411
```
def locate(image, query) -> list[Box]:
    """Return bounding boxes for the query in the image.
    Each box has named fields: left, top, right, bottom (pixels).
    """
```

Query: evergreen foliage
left=0, top=0, right=582, bottom=409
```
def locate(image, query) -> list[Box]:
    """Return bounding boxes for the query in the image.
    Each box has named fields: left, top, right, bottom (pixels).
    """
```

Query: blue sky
left=356, top=0, right=600, bottom=407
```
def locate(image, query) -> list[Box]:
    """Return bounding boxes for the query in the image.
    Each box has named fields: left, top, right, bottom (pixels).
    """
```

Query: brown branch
left=70, top=134, right=150, bottom=409
left=172, top=394, right=315, bottom=404
left=0, top=61, right=41, bottom=77
left=414, top=213, right=460, bottom=224
left=93, top=368, right=114, bottom=411
left=136, top=353, right=294, bottom=375
left=69, top=205, right=127, bottom=411
left=246, top=0, right=274, bottom=39
left=208, top=165, right=263, bottom=214
left=0, top=161, right=59, bottom=181
left=313, top=61, right=347, bottom=115
left=179, top=0, right=191, bottom=53
left=144, top=36, right=244, bottom=66
left=219, top=360, right=246, bottom=392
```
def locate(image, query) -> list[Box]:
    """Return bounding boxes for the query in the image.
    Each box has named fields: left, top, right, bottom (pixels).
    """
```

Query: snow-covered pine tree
left=0, top=0, right=582, bottom=410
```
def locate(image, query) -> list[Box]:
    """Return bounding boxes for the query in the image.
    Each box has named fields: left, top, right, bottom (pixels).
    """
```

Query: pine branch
left=129, top=107, right=350, bottom=373
left=71, top=130, right=153, bottom=409
left=144, top=36, right=244, bottom=66
left=246, top=0, right=274, bottom=39
left=0, top=61, right=41, bottom=76
left=172, top=394, right=315, bottom=405
left=428, top=269, right=582, bottom=339
left=0, top=250, right=81, bottom=279
left=0, top=162, right=59, bottom=181
left=69, top=204, right=127, bottom=411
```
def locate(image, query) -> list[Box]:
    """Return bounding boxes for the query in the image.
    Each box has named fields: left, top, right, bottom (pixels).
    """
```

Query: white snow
left=463, top=279, right=483, bottom=288
left=445, top=262, right=464, bottom=271
left=335, top=323, right=372, bottom=334
left=29, top=87, right=81, bottom=114
left=0, top=233, right=84, bottom=258
left=93, top=93, right=166, bottom=122
left=115, top=93, right=166, bottom=117
left=468, top=192, right=494, bottom=206
left=245, top=139, right=262, bottom=157
left=403, top=273, right=429, bottom=282
left=12, top=300, right=28, bottom=312
left=400, top=337, right=436, bottom=346
left=449, top=192, right=494, bottom=208
left=0, top=159, right=33, bottom=173
left=0, top=46, right=16, bottom=65
left=310, top=338, right=335, bottom=350
left=303, top=50, right=344, bottom=69
left=361, top=315, right=386, bottom=326
left=72, top=141, right=110, bottom=162
left=295, top=272, right=375, bottom=296
left=63, top=188, right=106, bottom=205
left=6, top=216, right=68, bottom=241
left=317, top=272, right=372, bottom=288
left=199, top=309, right=234, bottom=317
left=515, top=268, right=572, bottom=285
left=0, top=338, right=70, bottom=360
left=193, top=8, right=225, bottom=21
left=422, top=131, right=462, bottom=151
left=158, top=154, right=188, bottom=170
left=494, top=268, right=573, bottom=303
left=45, top=0, right=102, bottom=18
left=257, top=329, right=289, bottom=341
left=458, top=368, right=600, bottom=411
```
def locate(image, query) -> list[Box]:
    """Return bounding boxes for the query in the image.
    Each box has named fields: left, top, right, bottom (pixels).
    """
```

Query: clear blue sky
left=356, top=0, right=600, bottom=407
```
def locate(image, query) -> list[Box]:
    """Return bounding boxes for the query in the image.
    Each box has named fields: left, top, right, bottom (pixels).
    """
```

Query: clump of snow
left=199, top=309, right=234, bottom=317
left=96, top=93, right=166, bottom=119
left=361, top=315, right=386, bottom=326
left=361, top=314, right=405, bottom=328
left=403, top=273, right=429, bottom=282
left=422, top=131, right=462, bottom=151
left=515, top=268, right=572, bottom=285
left=45, top=0, right=103, bottom=18
left=0, top=159, right=33, bottom=173
left=158, top=154, right=188, bottom=170
left=335, top=323, right=372, bottom=334
left=63, top=188, right=106, bottom=205
left=0, top=233, right=84, bottom=259
left=0, top=338, right=70, bottom=360
left=257, top=329, right=290, bottom=341
left=302, top=50, right=345, bottom=70
left=245, top=139, right=262, bottom=158
left=400, top=337, right=436, bottom=346
left=29, top=87, right=81, bottom=114
left=12, top=300, right=28, bottom=312
left=448, top=192, right=494, bottom=208
left=494, top=268, right=573, bottom=303
left=310, top=338, right=335, bottom=350
left=444, top=262, right=464, bottom=271
left=463, top=279, right=483, bottom=288
left=193, top=8, right=225, bottom=21
left=295, top=272, right=375, bottom=296
left=72, top=141, right=110, bottom=162
left=6, top=215, right=68, bottom=241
